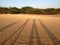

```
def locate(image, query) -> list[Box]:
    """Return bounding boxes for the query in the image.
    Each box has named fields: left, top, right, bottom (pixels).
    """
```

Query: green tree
left=20, top=6, right=33, bottom=13
left=45, top=8, right=57, bottom=14
left=0, top=7, right=9, bottom=14
left=7, top=7, right=20, bottom=14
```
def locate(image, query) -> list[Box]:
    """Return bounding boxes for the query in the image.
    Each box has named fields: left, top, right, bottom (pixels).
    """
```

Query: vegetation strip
left=38, top=19, right=60, bottom=45
left=1, top=19, right=29, bottom=45
left=0, top=7, right=60, bottom=14
left=0, top=20, right=19, bottom=31
left=29, top=19, right=43, bottom=45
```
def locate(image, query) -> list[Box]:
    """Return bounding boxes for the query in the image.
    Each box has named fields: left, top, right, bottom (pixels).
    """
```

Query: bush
left=0, top=6, right=60, bottom=14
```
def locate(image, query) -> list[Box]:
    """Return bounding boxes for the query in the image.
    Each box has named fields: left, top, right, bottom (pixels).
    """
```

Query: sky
left=0, top=0, right=60, bottom=8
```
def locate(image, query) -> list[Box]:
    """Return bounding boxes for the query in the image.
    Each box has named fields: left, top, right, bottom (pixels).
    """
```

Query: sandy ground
left=0, top=14, right=60, bottom=45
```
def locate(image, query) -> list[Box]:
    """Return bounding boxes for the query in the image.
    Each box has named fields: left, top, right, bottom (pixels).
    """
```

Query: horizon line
left=0, top=6, right=60, bottom=9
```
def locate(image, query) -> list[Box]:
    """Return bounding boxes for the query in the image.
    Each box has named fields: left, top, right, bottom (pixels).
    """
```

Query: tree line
left=0, top=6, right=60, bottom=14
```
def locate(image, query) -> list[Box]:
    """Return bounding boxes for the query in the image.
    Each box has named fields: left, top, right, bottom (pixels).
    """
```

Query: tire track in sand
left=29, top=19, right=43, bottom=45
left=1, top=19, right=29, bottom=45
left=38, top=19, right=60, bottom=45
left=0, top=20, right=19, bottom=31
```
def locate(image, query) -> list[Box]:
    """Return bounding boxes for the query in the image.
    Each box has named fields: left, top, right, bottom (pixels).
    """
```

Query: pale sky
left=0, top=0, right=60, bottom=8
